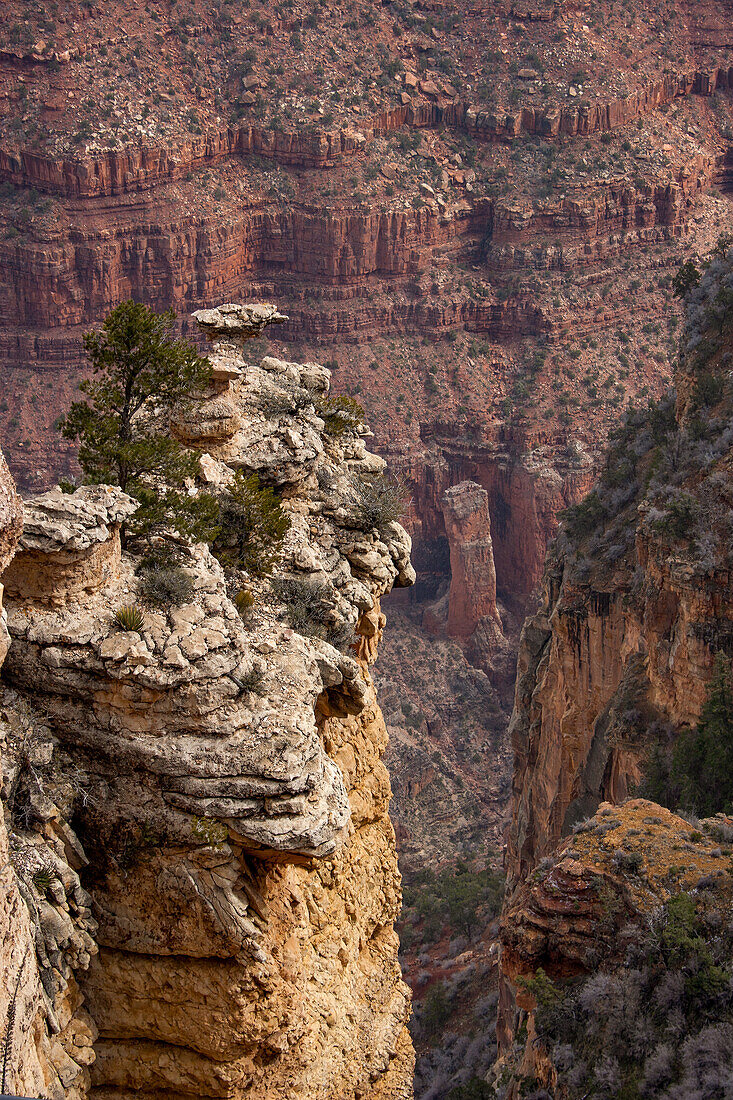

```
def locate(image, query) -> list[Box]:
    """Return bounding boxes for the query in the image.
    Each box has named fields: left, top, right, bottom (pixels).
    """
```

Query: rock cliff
left=498, top=243, right=733, bottom=1081
left=0, top=304, right=416, bottom=1098
left=0, top=448, right=98, bottom=1100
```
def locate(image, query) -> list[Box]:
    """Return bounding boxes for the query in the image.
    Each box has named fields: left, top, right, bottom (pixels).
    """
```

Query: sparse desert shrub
left=138, top=566, right=194, bottom=608
left=654, top=491, right=698, bottom=539
left=516, top=891, right=733, bottom=1099
left=693, top=370, right=724, bottom=408
left=214, top=471, right=289, bottom=576
left=114, top=604, right=145, bottom=632
left=612, top=850, right=643, bottom=873
left=351, top=470, right=409, bottom=529
left=270, top=575, right=332, bottom=633
left=316, top=393, right=365, bottom=436
left=234, top=588, right=255, bottom=618
left=234, top=664, right=266, bottom=695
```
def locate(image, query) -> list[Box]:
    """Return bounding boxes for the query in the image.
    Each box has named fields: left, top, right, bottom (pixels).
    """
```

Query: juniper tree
left=60, top=301, right=217, bottom=542
left=673, top=653, right=733, bottom=815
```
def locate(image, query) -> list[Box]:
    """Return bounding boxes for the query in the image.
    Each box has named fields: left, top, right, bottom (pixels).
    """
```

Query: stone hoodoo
left=0, top=304, right=416, bottom=1098
left=441, top=480, right=501, bottom=640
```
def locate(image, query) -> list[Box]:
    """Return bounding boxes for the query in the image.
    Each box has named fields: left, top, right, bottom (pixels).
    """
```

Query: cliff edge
left=0, top=304, right=416, bottom=1098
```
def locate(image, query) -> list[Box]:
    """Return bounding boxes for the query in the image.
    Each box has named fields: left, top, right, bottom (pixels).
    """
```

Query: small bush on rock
left=138, top=566, right=194, bottom=608
left=316, top=394, right=365, bottom=436
left=114, top=605, right=145, bottom=632
left=271, top=576, right=332, bottom=634
left=215, top=471, right=290, bottom=577
left=234, top=588, right=255, bottom=619
left=351, top=471, right=409, bottom=529
left=234, top=664, right=266, bottom=695
left=516, top=891, right=733, bottom=1099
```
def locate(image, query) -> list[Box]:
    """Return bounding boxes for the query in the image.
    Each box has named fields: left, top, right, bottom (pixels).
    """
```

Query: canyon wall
left=497, top=246, right=733, bottom=1083
left=0, top=305, right=416, bottom=1098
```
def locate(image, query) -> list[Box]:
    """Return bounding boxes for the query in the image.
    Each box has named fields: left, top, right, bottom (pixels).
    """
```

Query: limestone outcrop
left=0, top=304, right=416, bottom=1098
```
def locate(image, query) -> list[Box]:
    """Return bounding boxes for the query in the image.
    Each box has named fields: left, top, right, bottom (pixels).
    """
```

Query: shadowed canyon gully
left=0, top=304, right=416, bottom=1098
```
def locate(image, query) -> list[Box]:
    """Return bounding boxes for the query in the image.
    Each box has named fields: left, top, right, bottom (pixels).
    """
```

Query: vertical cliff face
left=498, top=246, right=733, bottom=1080
left=0, top=304, right=416, bottom=1098
left=0, top=449, right=99, bottom=1100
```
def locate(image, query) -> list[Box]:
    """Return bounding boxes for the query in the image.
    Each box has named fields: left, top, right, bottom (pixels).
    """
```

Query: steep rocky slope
left=498, top=798, right=733, bottom=1097
left=498, top=243, right=733, bottom=1088
left=507, top=249, right=733, bottom=890
left=0, top=304, right=416, bottom=1098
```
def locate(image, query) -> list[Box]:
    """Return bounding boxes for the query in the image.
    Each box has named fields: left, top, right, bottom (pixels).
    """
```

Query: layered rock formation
left=441, top=481, right=501, bottom=640
left=0, top=304, right=416, bottom=1098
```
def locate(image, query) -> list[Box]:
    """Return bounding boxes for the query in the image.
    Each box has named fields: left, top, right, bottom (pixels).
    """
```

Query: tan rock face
left=2, top=485, right=137, bottom=607
left=84, top=684, right=412, bottom=1099
left=0, top=311, right=415, bottom=1098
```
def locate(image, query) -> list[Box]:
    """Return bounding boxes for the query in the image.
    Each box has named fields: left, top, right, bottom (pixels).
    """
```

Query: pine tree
left=673, top=653, right=733, bottom=815
left=60, top=301, right=217, bottom=542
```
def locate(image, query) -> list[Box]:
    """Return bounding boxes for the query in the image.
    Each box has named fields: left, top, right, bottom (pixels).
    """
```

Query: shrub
left=672, top=654, right=733, bottom=815
left=114, top=605, right=145, bottom=632
left=351, top=471, right=409, bottom=529
left=215, top=471, right=289, bottom=576
left=693, top=371, right=724, bottom=408
left=519, top=891, right=733, bottom=1098
left=422, top=982, right=452, bottom=1039
left=316, top=394, right=365, bottom=436
left=234, top=588, right=255, bottom=618
left=562, top=490, right=607, bottom=540
left=137, top=566, right=194, bottom=608
left=270, top=576, right=332, bottom=634
left=612, top=850, right=643, bottom=873
left=655, top=492, right=698, bottom=539
left=234, top=664, right=266, bottom=694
